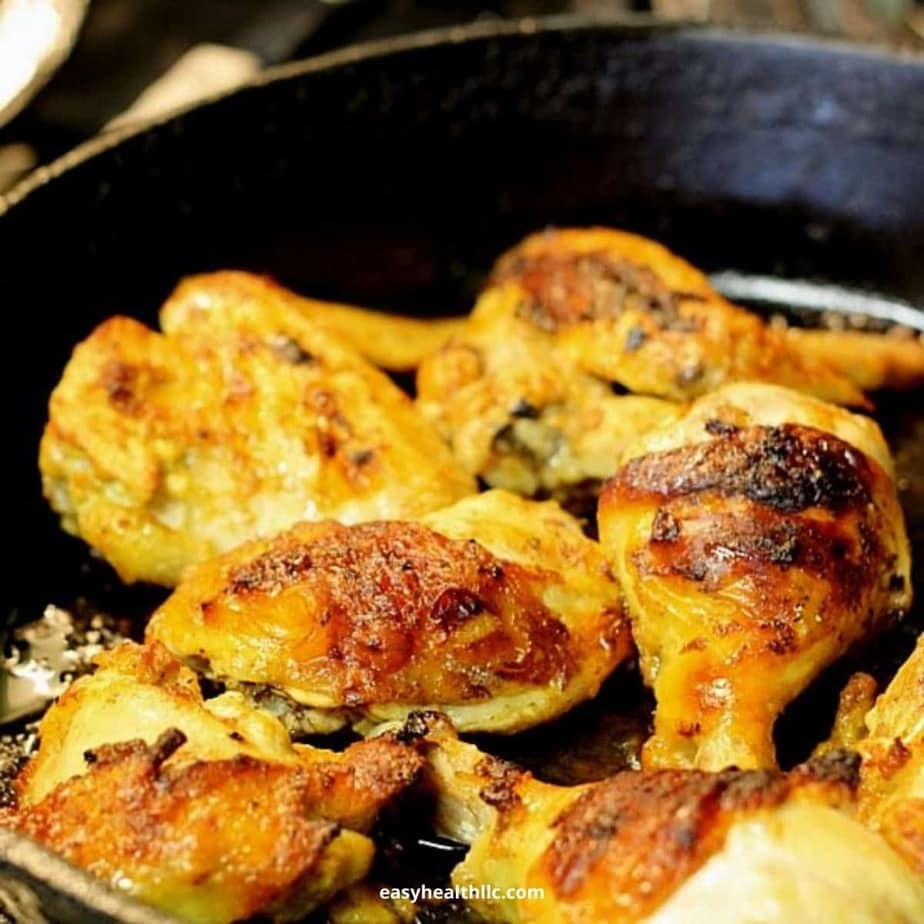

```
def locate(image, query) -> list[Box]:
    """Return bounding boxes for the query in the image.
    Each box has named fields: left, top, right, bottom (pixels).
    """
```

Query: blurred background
left=1, top=0, right=923, bottom=194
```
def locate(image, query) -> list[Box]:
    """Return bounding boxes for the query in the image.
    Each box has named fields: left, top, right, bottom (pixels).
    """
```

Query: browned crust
left=475, top=755, right=529, bottom=816
left=541, top=752, right=858, bottom=917
left=603, top=424, right=896, bottom=629
left=642, top=506, right=881, bottom=617
left=184, top=521, right=577, bottom=705
left=11, top=731, right=344, bottom=919
left=491, top=249, right=706, bottom=334
left=611, top=423, right=874, bottom=515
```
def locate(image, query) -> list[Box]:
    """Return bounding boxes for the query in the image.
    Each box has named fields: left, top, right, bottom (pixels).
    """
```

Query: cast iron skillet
left=1, top=15, right=923, bottom=923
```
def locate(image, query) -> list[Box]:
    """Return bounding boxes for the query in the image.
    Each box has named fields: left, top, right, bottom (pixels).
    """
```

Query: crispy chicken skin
left=406, top=713, right=924, bottom=924
left=40, top=281, right=474, bottom=585
left=13, top=732, right=373, bottom=924
left=484, top=228, right=922, bottom=402
left=598, top=383, right=912, bottom=770
left=6, top=642, right=424, bottom=923
left=17, top=641, right=424, bottom=819
left=146, top=490, right=632, bottom=735
left=165, top=271, right=465, bottom=373
left=857, top=635, right=924, bottom=873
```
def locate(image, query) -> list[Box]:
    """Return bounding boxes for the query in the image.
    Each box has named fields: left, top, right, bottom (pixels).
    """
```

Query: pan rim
left=1, top=11, right=923, bottom=216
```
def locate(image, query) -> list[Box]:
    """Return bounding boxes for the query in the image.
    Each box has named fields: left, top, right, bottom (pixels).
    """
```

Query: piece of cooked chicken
left=6, top=641, right=424, bottom=924
left=18, top=638, right=299, bottom=806
left=146, top=490, right=632, bottom=736
left=814, top=671, right=879, bottom=756
left=483, top=228, right=923, bottom=403
left=598, top=382, right=912, bottom=771
left=12, top=731, right=373, bottom=924
left=405, top=713, right=924, bottom=924
left=857, top=635, right=924, bottom=874
left=784, top=328, right=924, bottom=393
left=39, top=280, right=474, bottom=586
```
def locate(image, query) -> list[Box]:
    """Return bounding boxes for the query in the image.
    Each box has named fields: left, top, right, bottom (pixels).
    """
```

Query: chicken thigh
left=40, top=278, right=474, bottom=585
left=6, top=641, right=424, bottom=923
left=146, top=490, right=632, bottom=735
left=598, top=382, right=912, bottom=770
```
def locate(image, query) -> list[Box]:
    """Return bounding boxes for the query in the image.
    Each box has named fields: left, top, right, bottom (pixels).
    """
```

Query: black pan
left=1, top=15, right=923, bottom=923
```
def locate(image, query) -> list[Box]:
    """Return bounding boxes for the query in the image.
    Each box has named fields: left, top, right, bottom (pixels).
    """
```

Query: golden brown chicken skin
left=406, top=713, right=924, bottom=924
left=784, top=327, right=924, bottom=393
left=12, top=731, right=373, bottom=924
left=40, top=280, right=474, bottom=585
left=599, top=383, right=912, bottom=771
left=486, top=227, right=923, bottom=403
left=857, top=635, right=924, bottom=874
left=147, top=490, right=632, bottom=735
left=17, top=638, right=306, bottom=806
left=16, top=640, right=425, bottom=822
left=6, top=642, right=424, bottom=923
left=166, top=271, right=465, bottom=373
